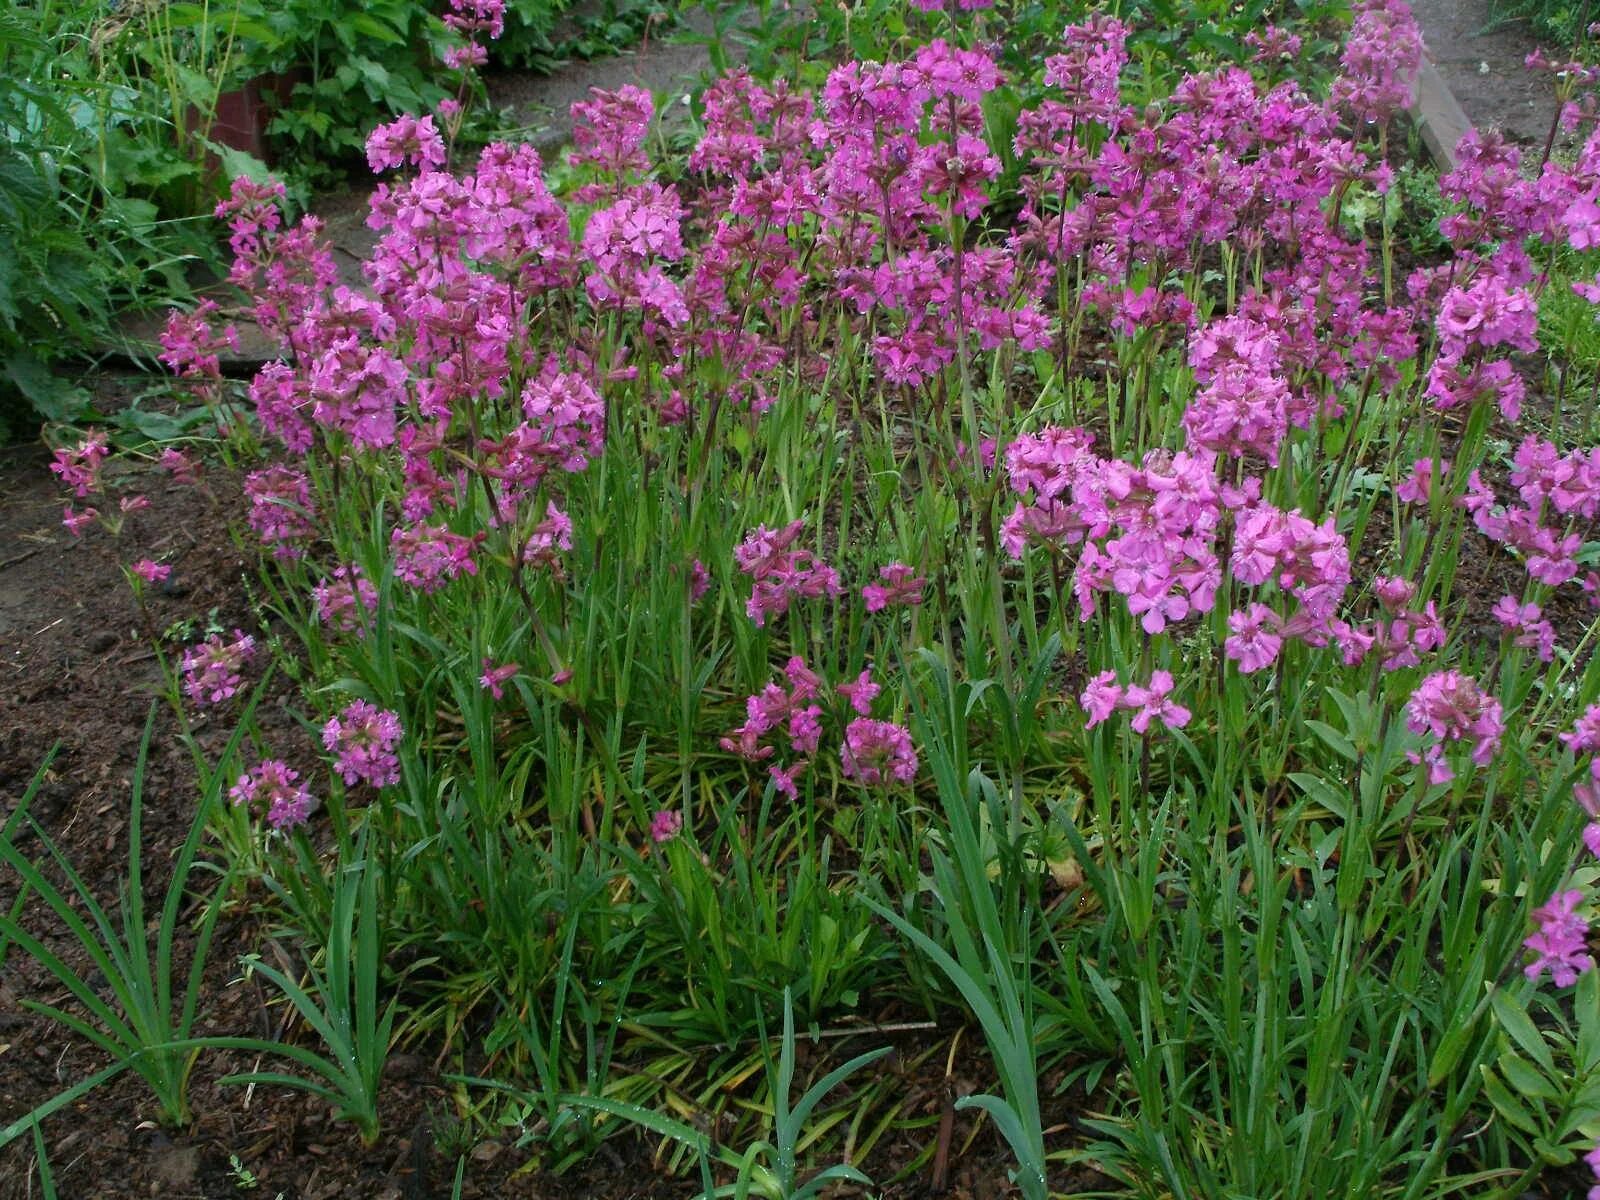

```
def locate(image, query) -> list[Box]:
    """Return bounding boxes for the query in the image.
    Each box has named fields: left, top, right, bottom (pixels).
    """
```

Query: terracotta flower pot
left=187, top=69, right=304, bottom=167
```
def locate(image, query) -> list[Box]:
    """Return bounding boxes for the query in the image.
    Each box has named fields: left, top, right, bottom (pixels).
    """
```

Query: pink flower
left=1079, top=671, right=1122, bottom=729
left=230, top=760, right=316, bottom=832
left=1123, top=670, right=1191, bottom=735
left=480, top=659, right=518, bottom=699
left=862, top=563, right=926, bottom=613
left=322, top=701, right=403, bottom=788
left=1523, top=890, right=1594, bottom=987
left=736, top=520, right=841, bottom=626
left=314, top=565, right=379, bottom=637
left=1224, top=604, right=1283, bottom=674
left=61, top=506, right=98, bottom=538
left=650, top=809, right=682, bottom=843
left=181, top=630, right=256, bottom=706
left=131, top=559, right=171, bottom=585
left=1405, top=670, right=1504, bottom=785
left=392, top=523, right=479, bottom=593
left=769, top=762, right=806, bottom=799
left=158, top=448, right=200, bottom=484
left=244, top=465, right=317, bottom=560
left=840, top=719, right=917, bottom=787
left=49, top=431, right=109, bottom=497
left=836, top=670, right=881, bottom=716
left=119, top=494, right=150, bottom=515
left=689, top=558, right=711, bottom=603
left=366, top=113, right=448, bottom=174
left=1395, top=457, right=1447, bottom=504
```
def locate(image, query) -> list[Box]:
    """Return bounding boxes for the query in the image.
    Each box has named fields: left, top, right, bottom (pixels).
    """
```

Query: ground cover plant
left=16, top=0, right=1600, bottom=1194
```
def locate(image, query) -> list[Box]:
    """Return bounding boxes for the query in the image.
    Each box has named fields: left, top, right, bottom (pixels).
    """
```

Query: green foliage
left=229, top=0, right=451, bottom=179
left=196, top=837, right=399, bottom=1145
left=1487, top=0, right=1598, bottom=48
left=494, top=0, right=671, bottom=70
left=0, top=0, right=235, bottom=436
left=561, top=988, right=888, bottom=1200
left=677, top=0, right=1349, bottom=102
left=0, top=703, right=249, bottom=1141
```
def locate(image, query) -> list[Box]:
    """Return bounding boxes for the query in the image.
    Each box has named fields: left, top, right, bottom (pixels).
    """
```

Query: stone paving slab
left=1410, top=0, right=1555, bottom=149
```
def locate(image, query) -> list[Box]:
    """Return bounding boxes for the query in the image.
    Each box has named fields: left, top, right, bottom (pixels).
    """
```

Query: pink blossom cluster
left=1080, top=669, right=1192, bottom=735
left=1460, top=435, right=1600, bottom=592
left=1523, top=890, right=1593, bottom=987
left=1563, top=705, right=1600, bottom=859
left=1330, top=0, right=1422, bottom=124
left=322, top=700, right=403, bottom=788
left=391, top=523, right=479, bottom=593
left=49, top=431, right=109, bottom=498
left=244, top=465, right=317, bottom=559
left=314, top=565, right=379, bottom=637
left=442, top=0, right=504, bottom=41
left=840, top=719, right=918, bottom=787
left=230, top=760, right=316, bottom=832
left=1404, top=670, right=1505, bottom=786
left=734, top=520, right=842, bottom=628
left=158, top=299, right=239, bottom=384
left=861, top=564, right=926, bottom=614
left=181, top=630, right=256, bottom=707
left=722, top=658, right=913, bottom=795
left=366, top=114, right=448, bottom=175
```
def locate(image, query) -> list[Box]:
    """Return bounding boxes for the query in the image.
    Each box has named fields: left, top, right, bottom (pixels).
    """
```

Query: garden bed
left=8, top=0, right=1600, bottom=1198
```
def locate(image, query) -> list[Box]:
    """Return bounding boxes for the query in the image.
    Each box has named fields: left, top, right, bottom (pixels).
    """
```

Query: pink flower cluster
left=244, top=465, right=317, bottom=559
left=1523, top=890, right=1593, bottom=987
left=230, top=760, right=316, bottom=831
left=181, top=630, right=256, bottom=707
left=1404, top=670, right=1504, bottom=786
left=1080, top=670, right=1192, bottom=734
left=862, top=564, right=926, bottom=614
left=49, top=431, right=109, bottom=498
left=1461, top=435, right=1600, bottom=592
left=322, top=700, right=403, bottom=788
left=722, top=658, right=913, bottom=795
left=314, top=565, right=379, bottom=637
left=1563, top=705, right=1600, bottom=859
left=391, top=523, right=479, bottom=594
left=734, top=521, right=842, bottom=628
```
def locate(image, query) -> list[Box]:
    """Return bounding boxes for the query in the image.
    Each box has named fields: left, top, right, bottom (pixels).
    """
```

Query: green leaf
left=1479, top=1064, right=1540, bottom=1134
left=1491, top=990, right=1556, bottom=1074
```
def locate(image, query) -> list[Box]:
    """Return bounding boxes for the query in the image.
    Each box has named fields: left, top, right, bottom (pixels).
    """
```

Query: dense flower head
left=735, top=521, right=841, bottom=626
left=49, top=431, right=109, bottom=499
left=1405, top=671, right=1505, bottom=785
left=230, top=760, right=316, bottom=831
left=443, top=0, right=504, bottom=40
left=840, top=718, right=917, bottom=786
left=391, top=523, right=479, bottom=593
left=1524, top=890, right=1594, bottom=987
left=182, top=630, right=256, bottom=707
left=314, top=565, right=379, bottom=637
left=244, top=465, right=318, bottom=559
left=570, top=85, right=654, bottom=180
left=1330, top=0, right=1422, bottom=124
left=366, top=114, right=448, bottom=174
left=322, top=700, right=403, bottom=788
left=862, top=563, right=925, bottom=613
left=650, top=809, right=682, bottom=843
left=158, top=300, right=238, bottom=381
